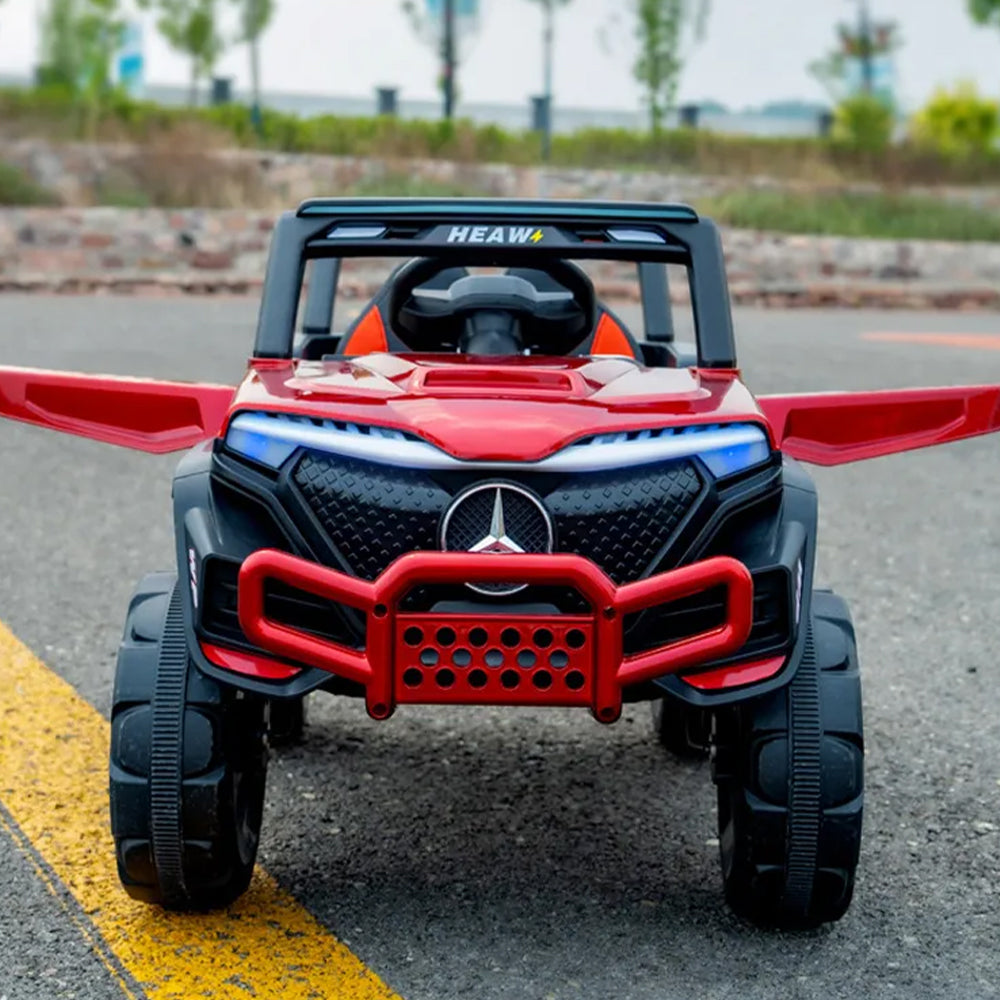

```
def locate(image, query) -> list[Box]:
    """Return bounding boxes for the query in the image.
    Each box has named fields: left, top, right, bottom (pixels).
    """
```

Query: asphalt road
left=1, top=296, right=999, bottom=1000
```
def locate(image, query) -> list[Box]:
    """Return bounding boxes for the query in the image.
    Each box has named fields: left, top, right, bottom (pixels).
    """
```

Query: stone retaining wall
left=6, top=139, right=1000, bottom=212
left=3, top=140, right=1000, bottom=309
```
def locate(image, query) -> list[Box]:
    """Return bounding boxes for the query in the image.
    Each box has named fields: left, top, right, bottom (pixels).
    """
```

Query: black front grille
left=294, top=453, right=450, bottom=581
left=289, top=451, right=706, bottom=586
left=547, top=461, right=703, bottom=584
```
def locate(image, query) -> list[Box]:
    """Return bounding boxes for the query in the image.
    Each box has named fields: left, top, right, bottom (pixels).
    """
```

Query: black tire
left=109, top=574, right=268, bottom=910
left=712, top=590, right=864, bottom=928
left=651, top=694, right=711, bottom=759
left=268, top=695, right=308, bottom=748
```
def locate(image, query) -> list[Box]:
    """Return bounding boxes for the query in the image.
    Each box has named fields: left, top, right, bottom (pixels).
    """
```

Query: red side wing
left=758, top=386, right=1000, bottom=466
left=0, top=366, right=236, bottom=454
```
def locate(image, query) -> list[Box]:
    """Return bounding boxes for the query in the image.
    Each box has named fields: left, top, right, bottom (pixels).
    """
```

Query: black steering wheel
left=387, top=258, right=596, bottom=356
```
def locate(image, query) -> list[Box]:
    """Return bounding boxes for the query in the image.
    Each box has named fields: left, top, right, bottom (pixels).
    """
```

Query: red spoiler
left=2, top=365, right=1000, bottom=465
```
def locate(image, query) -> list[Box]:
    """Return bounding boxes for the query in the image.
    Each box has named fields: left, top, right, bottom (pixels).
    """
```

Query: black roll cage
left=252, top=198, right=737, bottom=369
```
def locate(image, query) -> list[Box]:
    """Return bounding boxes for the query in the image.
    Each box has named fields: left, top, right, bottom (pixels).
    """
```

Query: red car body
left=4, top=197, right=1000, bottom=923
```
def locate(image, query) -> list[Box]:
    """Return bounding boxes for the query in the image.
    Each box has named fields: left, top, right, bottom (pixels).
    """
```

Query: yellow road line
left=0, top=620, right=402, bottom=1000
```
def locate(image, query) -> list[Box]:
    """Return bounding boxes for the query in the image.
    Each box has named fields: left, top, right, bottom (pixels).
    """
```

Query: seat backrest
left=502, top=267, right=641, bottom=359
left=338, top=263, right=642, bottom=360
left=338, top=263, right=471, bottom=356
left=579, top=309, right=642, bottom=359
left=339, top=304, right=391, bottom=356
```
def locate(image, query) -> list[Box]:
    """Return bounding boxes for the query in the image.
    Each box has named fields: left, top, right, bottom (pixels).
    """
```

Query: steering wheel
left=387, top=257, right=596, bottom=356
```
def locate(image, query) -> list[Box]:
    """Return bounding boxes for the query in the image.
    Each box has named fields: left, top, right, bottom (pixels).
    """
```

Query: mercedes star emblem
left=440, top=482, right=555, bottom=597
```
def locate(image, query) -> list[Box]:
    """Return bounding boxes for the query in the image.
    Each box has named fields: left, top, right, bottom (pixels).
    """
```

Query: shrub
left=911, top=81, right=1000, bottom=157
left=831, top=94, right=895, bottom=153
left=0, top=161, right=60, bottom=205
left=111, top=121, right=270, bottom=208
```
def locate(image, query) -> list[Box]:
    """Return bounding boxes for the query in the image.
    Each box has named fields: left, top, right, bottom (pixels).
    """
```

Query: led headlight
left=683, top=425, right=771, bottom=479
left=225, top=412, right=772, bottom=478
left=224, top=422, right=299, bottom=470
left=225, top=412, right=426, bottom=471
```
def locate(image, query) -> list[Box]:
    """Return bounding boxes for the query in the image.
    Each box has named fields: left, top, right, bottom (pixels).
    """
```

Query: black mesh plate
left=290, top=451, right=704, bottom=586
left=545, top=460, right=704, bottom=584
left=294, top=453, right=449, bottom=581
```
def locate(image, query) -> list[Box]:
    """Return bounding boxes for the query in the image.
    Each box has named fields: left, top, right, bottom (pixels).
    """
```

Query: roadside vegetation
left=3, top=0, right=1000, bottom=242
left=4, top=131, right=999, bottom=244
left=3, top=86, right=1000, bottom=189
left=0, top=159, right=60, bottom=205
left=700, top=188, right=1000, bottom=242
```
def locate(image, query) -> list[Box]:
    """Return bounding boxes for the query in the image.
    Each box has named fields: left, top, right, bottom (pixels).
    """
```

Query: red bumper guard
left=238, top=550, right=754, bottom=724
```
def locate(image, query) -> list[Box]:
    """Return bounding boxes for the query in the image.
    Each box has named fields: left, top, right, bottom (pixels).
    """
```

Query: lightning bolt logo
left=530, top=229, right=545, bottom=244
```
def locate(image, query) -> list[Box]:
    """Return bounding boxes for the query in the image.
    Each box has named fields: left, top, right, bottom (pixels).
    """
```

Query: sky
left=0, top=0, right=998, bottom=113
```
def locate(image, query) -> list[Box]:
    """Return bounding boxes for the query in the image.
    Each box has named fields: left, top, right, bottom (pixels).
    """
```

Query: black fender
left=654, top=455, right=823, bottom=709
left=171, top=443, right=335, bottom=699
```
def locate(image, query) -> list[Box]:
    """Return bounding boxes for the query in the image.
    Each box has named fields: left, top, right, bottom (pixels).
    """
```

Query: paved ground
left=1, top=297, right=999, bottom=1000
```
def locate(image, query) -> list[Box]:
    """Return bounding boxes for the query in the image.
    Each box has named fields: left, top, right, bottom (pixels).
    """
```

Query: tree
left=401, top=0, right=482, bottom=118
left=808, top=11, right=900, bottom=107
left=631, top=0, right=710, bottom=134
left=39, top=0, right=124, bottom=93
left=38, top=0, right=81, bottom=92
left=76, top=0, right=126, bottom=120
left=139, top=0, right=225, bottom=105
left=969, top=0, right=1000, bottom=79
left=524, top=0, right=574, bottom=158
left=37, top=0, right=124, bottom=136
left=232, top=0, right=274, bottom=131
left=968, top=0, right=1000, bottom=30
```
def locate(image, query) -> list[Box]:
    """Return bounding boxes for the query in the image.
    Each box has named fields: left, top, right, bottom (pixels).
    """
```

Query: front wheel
left=268, top=695, right=308, bottom=748
left=712, top=591, right=864, bottom=928
left=650, top=694, right=711, bottom=759
left=109, top=574, right=268, bottom=910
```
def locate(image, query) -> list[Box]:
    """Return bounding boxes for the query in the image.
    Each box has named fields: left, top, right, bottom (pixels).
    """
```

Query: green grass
left=0, top=161, right=59, bottom=206
left=699, top=188, right=1000, bottom=242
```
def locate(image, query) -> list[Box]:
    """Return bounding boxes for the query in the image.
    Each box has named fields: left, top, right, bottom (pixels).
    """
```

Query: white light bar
left=326, top=225, right=387, bottom=240
left=226, top=412, right=771, bottom=477
left=607, top=228, right=667, bottom=244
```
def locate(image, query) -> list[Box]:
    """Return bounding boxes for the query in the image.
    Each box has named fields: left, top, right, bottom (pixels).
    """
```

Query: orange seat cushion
left=340, top=306, right=388, bottom=356
left=590, top=312, right=637, bottom=358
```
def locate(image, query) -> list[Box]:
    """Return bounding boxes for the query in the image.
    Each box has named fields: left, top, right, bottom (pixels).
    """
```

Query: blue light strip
left=226, top=411, right=771, bottom=478
left=699, top=436, right=772, bottom=478
left=297, top=200, right=699, bottom=223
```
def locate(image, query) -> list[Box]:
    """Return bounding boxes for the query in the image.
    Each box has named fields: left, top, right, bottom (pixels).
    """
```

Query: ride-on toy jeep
left=3, top=200, right=1000, bottom=928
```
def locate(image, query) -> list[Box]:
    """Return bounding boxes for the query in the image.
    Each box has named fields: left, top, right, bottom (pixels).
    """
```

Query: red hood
left=5, top=359, right=997, bottom=466
left=227, top=354, right=769, bottom=463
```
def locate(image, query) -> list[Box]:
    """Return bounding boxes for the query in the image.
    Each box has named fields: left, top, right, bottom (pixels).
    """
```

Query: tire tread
left=714, top=589, right=864, bottom=928
left=109, top=573, right=267, bottom=910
